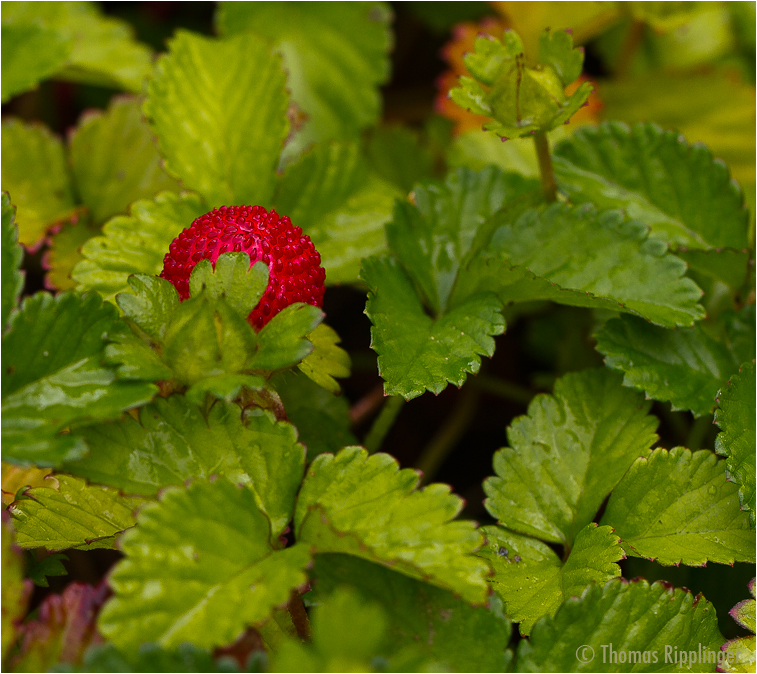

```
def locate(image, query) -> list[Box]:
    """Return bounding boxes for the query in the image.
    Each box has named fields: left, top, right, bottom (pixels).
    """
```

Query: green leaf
left=98, top=479, right=312, bottom=650
left=312, top=553, right=513, bottom=672
left=601, top=448, right=755, bottom=566
left=188, top=254, right=269, bottom=319
left=69, top=96, right=181, bottom=226
left=272, top=370, right=357, bottom=457
left=116, top=275, right=180, bottom=343
left=72, top=192, right=207, bottom=301
left=363, top=255, right=505, bottom=399
left=1, top=119, right=78, bottom=248
left=162, top=296, right=257, bottom=385
left=273, top=587, right=397, bottom=673
left=715, top=361, right=756, bottom=524
left=553, top=121, right=750, bottom=251
left=216, top=2, right=392, bottom=160
left=515, top=579, right=725, bottom=672
left=296, top=324, right=351, bottom=394
left=26, top=553, right=68, bottom=588
left=9, top=581, right=108, bottom=673
left=0, top=24, right=71, bottom=103
left=480, top=524, right=623, bottom=636
left=9, top=475, right=143, bottom=551
left=454, top=203, right=706, bottom=328
left=184, top=374, right=266, bottom=406
left=273, top=141, right=401, bottom=285
left=2, top=1, right=152, bottom=92
left=449, top=29, right=592, bottom=140
left=43, top=217, right=101, bottom=293
left=484, top=368, right=658, bottom=546
left=721, top=581, right=756, bottom=673
left=144, top=30, right=288, bottom=208
left=294, top=446, right=489, bottom=604
left=2, top=514, right=32, bottom=662
left=66, top=397, right=306, bottom=539
left=2, top=193, right=24, bottom=331
left=365, top=126, right=435, bottom=194
left=2, top=292, right=157, bottom=467
left=595, top=313, right=754, bottom=418
left=539, top=28, right=584, bottom=86
left=249, top=303, right=323, bottom=372
left=387, top=167, right=541, bottom=315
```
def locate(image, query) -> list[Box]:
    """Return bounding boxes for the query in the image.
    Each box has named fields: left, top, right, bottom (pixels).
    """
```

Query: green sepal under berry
left=480, top=524, right=623, bottom=636
left=98, top=479, right=312, bottom=651
left=64, top=396, right=306, bottom=540
left=9, top=474, right=145, bottom=551
left=601, top=447, right=755, bottom=566
left=311, top=554, right=513, bottom=672
left=112, top=253, right=325, bottom=401
left=295, top=446, right=490, bottom=604
left=484, top=368, right=658, bottom=547
left=449, top=28, right=593, bottom=140
left=2, top=291, right=157, bottom=467
left=715, top=361, right=756, bottom=524
left=514, top=579, right=724, bottom=672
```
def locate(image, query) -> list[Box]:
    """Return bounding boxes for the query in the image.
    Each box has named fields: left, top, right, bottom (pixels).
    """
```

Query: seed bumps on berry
left=161, top=205, right=326, bottom=329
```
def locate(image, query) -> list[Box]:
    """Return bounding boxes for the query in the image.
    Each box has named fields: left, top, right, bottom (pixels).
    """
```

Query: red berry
left=160, top=205, right=326, bottom=330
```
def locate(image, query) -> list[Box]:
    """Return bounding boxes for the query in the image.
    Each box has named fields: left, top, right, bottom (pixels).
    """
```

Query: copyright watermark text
left=574, top=643, right=736, bottom=669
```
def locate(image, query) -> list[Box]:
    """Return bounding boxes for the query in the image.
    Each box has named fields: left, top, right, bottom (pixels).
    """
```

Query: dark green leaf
left=1, top=193, right=24, bottom=331
left=69, top=96, right=181, bottom=225
left=144, top=30, right=288, bottom=208
left=67, top=397, right=305, bottom=538
left=216, top=2, right=392, bottom=161
left=480, top=524, right=623, bottom=636
left=515, top=579, right=725, bottom=672
left=10, top=475, right=144, bottom=551
left=98, top=480, right=312, bottom=650
left=1, top=119, right=78, bottom=248
left=454, top=203, right=706, bottom=328
left=595, top=313, right=754, bottom=417
left=484, top=368, right=658, bottom=546
left=1, top=24, right=71, bottom=103
left=2, top=292, right=156, bottom=466
left=715, top=361, right=756, bottom=524
left=553, top=121, right=750, bottom=251
left=363, top=255, right=505, bottom=399
left=365, top=126, right=435, bottom=193
left=73, top=192, right=207, bottom=301
left=601, top=448, right=755, bottom=566
left=313, top=553, right=513, bottom=672
left=26, top=553, right=68, bottom=588
left=294, top=446, right=490, bottom=604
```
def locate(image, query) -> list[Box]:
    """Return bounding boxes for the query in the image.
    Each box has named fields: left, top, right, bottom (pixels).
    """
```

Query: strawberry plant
left=2, top=2, right=755, bottom=672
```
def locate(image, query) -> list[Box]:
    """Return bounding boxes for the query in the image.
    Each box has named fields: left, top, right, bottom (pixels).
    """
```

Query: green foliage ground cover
left=1, top=2, right=755, bottom=672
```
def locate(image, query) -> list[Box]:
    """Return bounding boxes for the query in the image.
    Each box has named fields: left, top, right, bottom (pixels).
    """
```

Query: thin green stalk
left=363, top=395, right=405, bottom=453
left=533, top=131, right=557, bottom=203
left=471, top=374, right=533, bottom=406
left=416, top=386, right=480, bottom=484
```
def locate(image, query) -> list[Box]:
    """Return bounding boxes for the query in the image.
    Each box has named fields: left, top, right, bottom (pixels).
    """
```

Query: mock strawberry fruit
left=160, top=205, right=326, bottom=330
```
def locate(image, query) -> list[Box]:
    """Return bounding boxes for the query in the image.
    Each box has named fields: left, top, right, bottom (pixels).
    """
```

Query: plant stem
left=471, top=375, right=533, bottom=406
left=349, top=383, right=385, bottom=427
left=416, top=386, right=480, bottom=484
left=615, top=19, right=645, bottom=79
left=533, top=131, right=557, bottom=203
left=363, top=395, right=405, bottom=453
left=687, top=414, right=714, bottom=451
